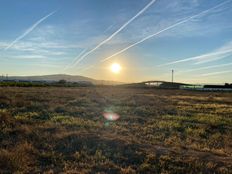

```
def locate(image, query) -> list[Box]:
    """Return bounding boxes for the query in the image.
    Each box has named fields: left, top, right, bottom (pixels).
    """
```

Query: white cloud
left=201, top=70, right=232, bottom=76
left=117, top=0, right=231, bottom=43
left=70, top=0, right=158, bottom=67
left=159, top=41, right=232, bottom=66
left=4, top=11, right=57, bottom=50
left=10, top=55, right=46, bottom=59
left=176, top=62, right=232, bottom=75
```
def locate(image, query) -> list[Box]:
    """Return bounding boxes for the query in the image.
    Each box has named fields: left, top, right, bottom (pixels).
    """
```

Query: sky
left=0, top=0, right=232, bottom=83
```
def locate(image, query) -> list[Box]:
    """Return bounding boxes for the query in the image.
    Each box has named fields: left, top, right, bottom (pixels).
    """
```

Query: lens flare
left=103, top=112, right=120, bottom=121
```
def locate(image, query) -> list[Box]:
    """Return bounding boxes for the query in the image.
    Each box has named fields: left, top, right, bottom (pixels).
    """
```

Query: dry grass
left=0, top=87, right=232, bottom=173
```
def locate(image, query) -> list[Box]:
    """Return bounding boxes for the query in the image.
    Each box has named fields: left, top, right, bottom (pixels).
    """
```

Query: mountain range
left=1, top=74, right=122, bottom=85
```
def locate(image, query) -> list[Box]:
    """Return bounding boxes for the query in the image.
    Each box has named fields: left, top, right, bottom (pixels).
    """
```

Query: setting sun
left=110, top=63, right=121, bottom=74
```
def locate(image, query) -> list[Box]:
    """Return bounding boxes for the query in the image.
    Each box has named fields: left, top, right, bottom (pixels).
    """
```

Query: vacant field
left=0, top=87, right=232, bottom=173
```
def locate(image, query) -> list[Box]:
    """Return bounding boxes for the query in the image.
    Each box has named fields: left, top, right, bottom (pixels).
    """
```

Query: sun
left=110, top=63, right=121, bottom=74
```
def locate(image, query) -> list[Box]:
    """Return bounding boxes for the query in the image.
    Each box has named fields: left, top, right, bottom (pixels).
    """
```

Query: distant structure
left=0, top=74, right=8, bottom=81
left=180, top=83, right=232, bottom=91
left=172, top=69, right=174, bottom=83
left=145, top=81, right=163, bottom=87
left=123, top=80, right=186, bottom=89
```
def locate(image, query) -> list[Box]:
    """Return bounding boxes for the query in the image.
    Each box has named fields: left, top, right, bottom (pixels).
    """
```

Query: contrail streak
left=176, top=62, right=232, bottom=75
left=5, top=10, right=57, bottom=50
left=71, top=0, right=157, bottom=66
left=64, top=49, right=87, bottom=70
left=160, top=48, right=232, bottom=66
left=201, top=70, right=232, bottom=76
left=101, top=0, right=231, bottom=62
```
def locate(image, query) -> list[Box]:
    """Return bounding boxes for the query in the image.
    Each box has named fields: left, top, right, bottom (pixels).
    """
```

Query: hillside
left=2, top=74, right=122, bottom=85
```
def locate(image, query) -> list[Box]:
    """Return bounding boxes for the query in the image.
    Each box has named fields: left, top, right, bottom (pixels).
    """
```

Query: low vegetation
left=0, top=80, right=93, bottom=87
left=0, top=87, right=232, bottom=173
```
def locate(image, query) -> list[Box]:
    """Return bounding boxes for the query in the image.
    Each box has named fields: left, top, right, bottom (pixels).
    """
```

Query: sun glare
left=111, top=63, right=121, bottom=74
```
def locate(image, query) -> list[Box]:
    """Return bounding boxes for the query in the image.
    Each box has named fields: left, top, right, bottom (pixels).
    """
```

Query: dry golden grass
left=0, top=87, right=232, bottom=173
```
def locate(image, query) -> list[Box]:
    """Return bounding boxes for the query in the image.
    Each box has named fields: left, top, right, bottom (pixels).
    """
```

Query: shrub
left=0, top=112, right=15, bottom=131
left=0, top=142, right=36, bottom=173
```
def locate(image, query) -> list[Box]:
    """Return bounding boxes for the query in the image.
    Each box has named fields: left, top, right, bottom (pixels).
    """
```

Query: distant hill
left=2, top=74, right=122, bottom=85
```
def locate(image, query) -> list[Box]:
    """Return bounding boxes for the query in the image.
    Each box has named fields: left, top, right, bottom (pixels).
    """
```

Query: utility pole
left=172, top=69, right=174, bottom=83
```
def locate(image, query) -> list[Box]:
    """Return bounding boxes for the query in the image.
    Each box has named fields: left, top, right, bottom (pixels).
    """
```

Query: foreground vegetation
left=0, top=87, right=232, bottom=173
left=0, top=80, right=94, bottom=87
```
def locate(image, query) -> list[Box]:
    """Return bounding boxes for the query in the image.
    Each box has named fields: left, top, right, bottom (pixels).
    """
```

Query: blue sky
left=0, top=0, right=232, bottom=83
